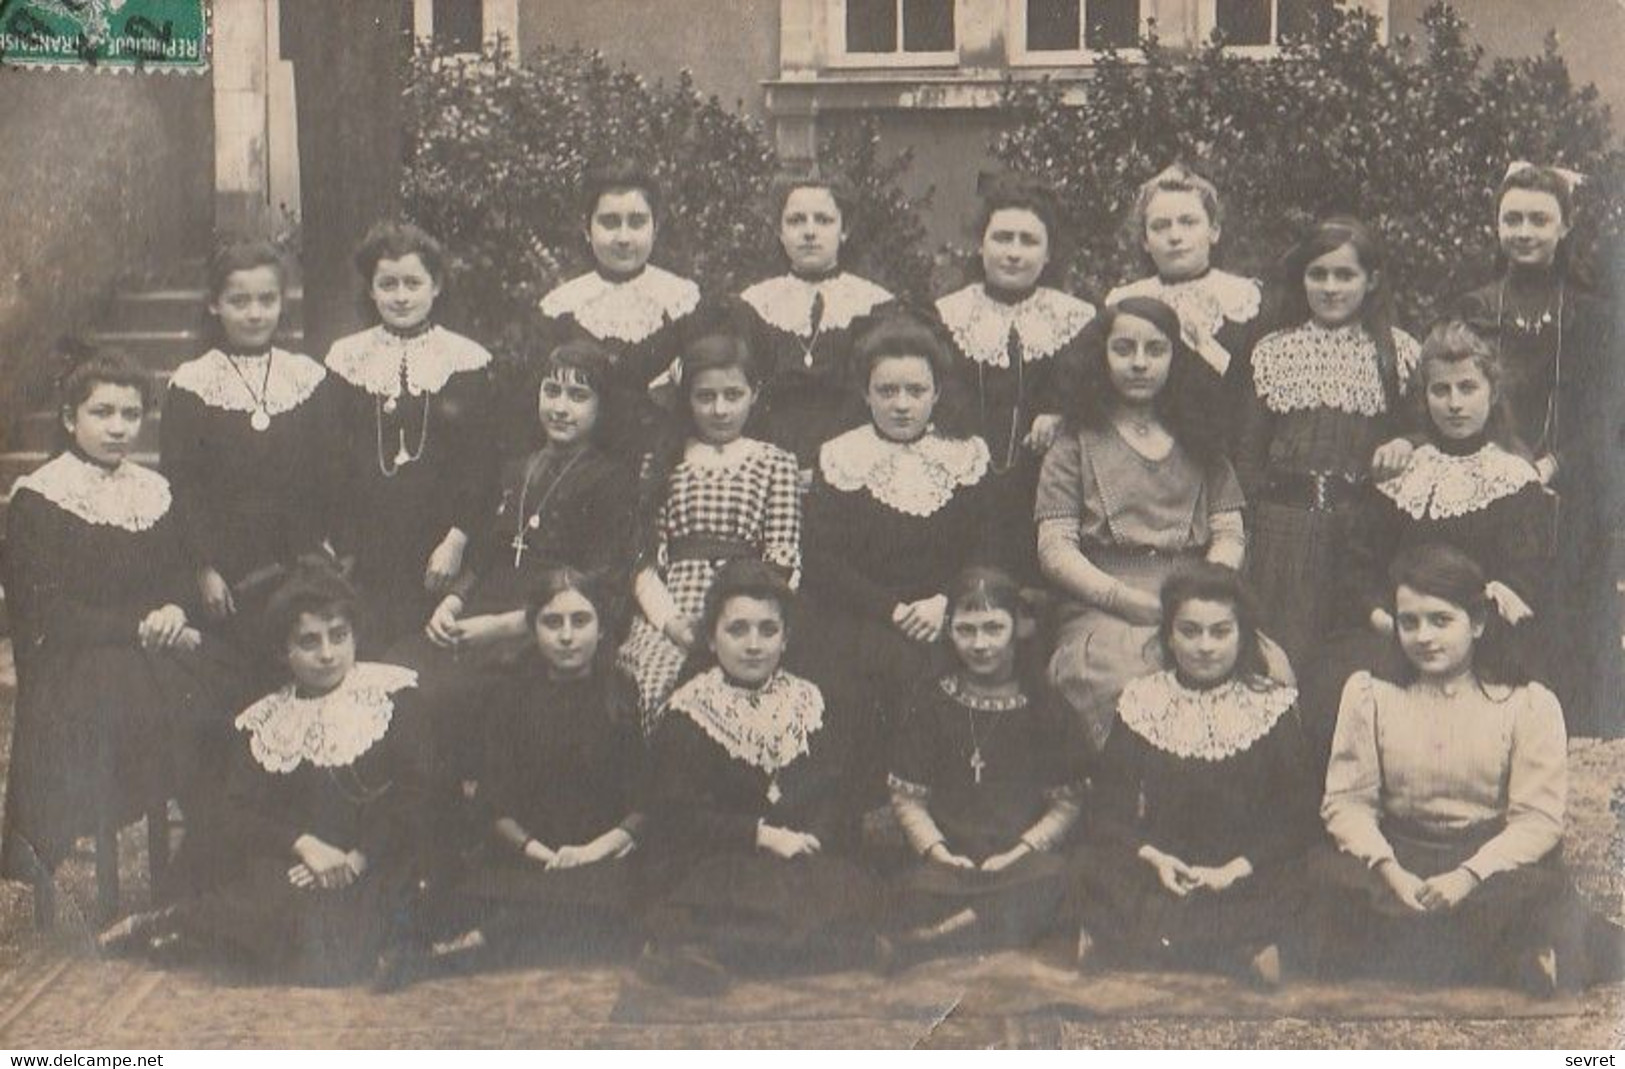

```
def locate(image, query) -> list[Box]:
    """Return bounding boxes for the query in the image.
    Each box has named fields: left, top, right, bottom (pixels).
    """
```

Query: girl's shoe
left=635, top=941, right=731, bottom=997
left=1519, top=945, right=1559, bottom=999
left=1246, top=943, right=1282, bottom=990
left=96, top=905, right=180, bottom=957
left=1075, top=925, right=1098, bottom=973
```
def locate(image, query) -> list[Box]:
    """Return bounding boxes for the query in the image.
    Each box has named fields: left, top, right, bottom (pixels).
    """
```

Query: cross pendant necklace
left=969, top=747, right=987, bottom=785
left=510, top=448, right=584, bottom=567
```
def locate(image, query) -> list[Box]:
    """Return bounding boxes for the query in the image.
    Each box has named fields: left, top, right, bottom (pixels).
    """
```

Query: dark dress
left=382, top=442, right=636, bottom=780
left=1456, top=270, right=1621, bottom=736
left=1106, top=271, right=1263, bottom=440
left=160, top=348, right=340, bottom=658
left=181, top=664, right=435, bottom=984
left=642, top=668, right=880, bottom=967
left=532, top=265, right=701, bottom=461
left=326, top=325, right=498, bottom=651
left=1069, top=670, right=1316, bottom=971
left=738, top=270, right=895, bottom=469
left=937, top=282, right=1097, bottom=585
left=798, top=425, right=994, bottom=798
left=0, top=454, right=248, bottom=883
left=1236, top=321, right=1419, bottom=671
left=1300, top=435, right=1552, bottom=766
left=453, top=664, right=644, bottom=945
left=887, top=673, right=1081, bottom=949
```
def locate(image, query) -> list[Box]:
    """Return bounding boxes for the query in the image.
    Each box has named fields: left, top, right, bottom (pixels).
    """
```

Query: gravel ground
left=0, top=639, right=1619, bottom=1049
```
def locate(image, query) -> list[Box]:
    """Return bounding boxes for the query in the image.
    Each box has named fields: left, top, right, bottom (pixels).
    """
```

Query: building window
left=1212, top=0, right=1335, bottom=48
left=408, top=0, right=518, bottom=54
left=1014, top=0, right=1143, bottom=62
left=432, top=0, right=483, bottom=51
left=832, top=0, right=957, bottom=65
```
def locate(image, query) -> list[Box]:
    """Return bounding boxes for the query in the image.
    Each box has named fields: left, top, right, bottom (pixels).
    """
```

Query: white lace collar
left=325, top=325, right=491, bottom=398
left=1117, top=670, right=1297, bottom=762
left=1377, top=442, right=1539, bottom=520
left=235, top=662, right=417, bottom=774
left=936, top=284, right=1097, bottom=368
left=169, top=349, right=326, bottom=417
left=538, top=266, right=701, bottom=344
left=13, top=452, right=172, bottom=532
left=1251, top=323, right=1419, bottom=417
left=740, top=272, right=893, bottom=337
left=666, top=667, right=824, bottom=779
left=1107, top=271, right=1261, bottom=376
left=819, top=424, right=989, bottom=517
left=682, top=436, right=771, bottom=471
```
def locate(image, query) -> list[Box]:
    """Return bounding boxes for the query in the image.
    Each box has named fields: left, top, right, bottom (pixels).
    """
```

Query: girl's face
left=981, top=207, right=1050, bottom=293
left=709, top=594, right=786, bottom=688
left=1303, top=242, right=1372, bottom=328
left=1425, top=359, right=1495, bottom=441
left=537, top=374, right=601, bottom=446
left=286, top=610, right=356, bottom=696
left=866, top=354, right=939, bottom=442
left=1498, top=189, right=1569, bottom=269
left=371, top=253, right=441, bottom=332
left=780, top=186, right=844, bottom=275
left=689, top=365, right=756, bottom=446
left=1142, top=190, right=1218, bottom=281
left=949, top=606, right=1018, bottom=685
left=210, top=265, right=284, bottom=351
left=1167, top=598, right=1242, bottom=686
left=532, top=589, right=600, bottom=679
left=64, top=382, right=144, bottom=466
left=586, top=188, right=656, bottom=276
left=1105, top=313, right=1174, bottom=407
left=1395, top=584, right=1482, bottom=681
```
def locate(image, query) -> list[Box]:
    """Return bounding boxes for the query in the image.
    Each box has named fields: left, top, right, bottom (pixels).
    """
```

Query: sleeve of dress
left=760, top=447, right=803, bottom=587
left=1344, top=489, right=1399, bottom=624
left=1462, top=684, right=1567, bottom=880
left=1234, top=375, right=1275, bottom=503
left=888, top=681, right=946, bottom=855
left=445, top=369, right=500, bottom=542
left=1019, top=699, right=1085, bottom=851
left=4, top=491, right=141, bottom=648
left=1495, top=485, right=1555, bottom=614
left=221, top=737, right=302, bottom=859
left=1033, top=429, right=1084, bottom=525
left=302, top=377, right=346, bottom=558
left=324, top=381, right=360, bottom=561
left=1037, top=520, right=1135, bottom=611
left=1242, top=706, right=1318, bottom=870
left=358, top=697, right=437, bottom=866
left=1205, top=509, right=1246, bottom=570
left=1320, top=672, right=1397, bottom=867
left=578, top=458, right=640, bottom=577
left=608, top=677, right=649, bottom=841
left=802, top=476, right=898, bottom=621
left=1089, top=722, right=1150, bottom=854
left=646, top=716, right=760, bottom=852
left=480, top=686, right=521, bottom=825
left=159, top=386, right=221, bottom=571
left=457, top=458, right=521, bottom=596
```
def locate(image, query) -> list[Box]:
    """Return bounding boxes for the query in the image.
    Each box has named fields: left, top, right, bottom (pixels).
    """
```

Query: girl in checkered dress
left=617, top=312, right=802, bottom=730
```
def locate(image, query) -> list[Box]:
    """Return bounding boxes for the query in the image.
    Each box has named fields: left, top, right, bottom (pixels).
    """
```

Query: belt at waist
left=669, top=536, right=757, bottom=562
left=1261, top=471, right=1366, bottom=511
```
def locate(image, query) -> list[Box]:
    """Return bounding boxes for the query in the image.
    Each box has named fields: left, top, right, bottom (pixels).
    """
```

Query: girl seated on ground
left=1310, top=543, right=1625, bottom=995
left=637, top=559, right=881, bottom=994
left=1069, top=562, right=1315, bottom=988
left=882, top=566, right=1082, bottom=970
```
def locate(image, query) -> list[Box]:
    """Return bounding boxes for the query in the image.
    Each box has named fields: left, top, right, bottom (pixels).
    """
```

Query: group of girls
left=4, top=155, right=1621, bottom=996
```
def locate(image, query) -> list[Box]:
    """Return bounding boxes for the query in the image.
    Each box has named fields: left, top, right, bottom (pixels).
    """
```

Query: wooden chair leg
left=95, top=816, right=120, bottom=923
left=146, top=804, right=169, bottom=905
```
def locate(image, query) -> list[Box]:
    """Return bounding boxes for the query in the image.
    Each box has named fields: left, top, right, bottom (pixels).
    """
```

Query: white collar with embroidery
left=1117, top=670, right=1297, bottom=762
left=1107, top=271, right=1261, bottom=376
left=169, top=349, right=326, bottom=417
left=325, top=325, right=491, bottom=398
left=940, top=673, right=1029, bottom=712
left=936, top=284, right=1097, bottom=368
left=14, top=452, right=172, bottom=532
left=666, top=667, right=824, bottom=777
left=538, top=266, right=700, bottom=344
left=1251, top=322, right=1419, bottom=417
left=740, top=272, right=893, bottom=337
left=235, top=662, right=417, bottom=774
left=1377, top=441, right=1539, bottom=520
left=819, top=424, right=989, bottom=518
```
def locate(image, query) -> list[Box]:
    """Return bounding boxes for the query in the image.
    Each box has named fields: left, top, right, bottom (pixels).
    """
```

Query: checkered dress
left=617, top=438, right=802, bottom=728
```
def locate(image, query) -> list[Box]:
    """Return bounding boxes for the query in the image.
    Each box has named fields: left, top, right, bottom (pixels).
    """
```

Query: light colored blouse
left=1322, top=671, right=1566, bottom=880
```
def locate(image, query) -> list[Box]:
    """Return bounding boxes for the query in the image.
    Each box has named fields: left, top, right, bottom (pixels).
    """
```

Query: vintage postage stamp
left=0, top=0, right=208, bottom=71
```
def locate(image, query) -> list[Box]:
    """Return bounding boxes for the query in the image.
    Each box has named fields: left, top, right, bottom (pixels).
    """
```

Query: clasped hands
left=522, top=828, right=636, bottom=870
left=1138, top=845, right=1252, bottom=897
left=289, top=834, right=367, bottom=891
left=927, top=840, right=1032, bottom=874
left=1377, top=858, right=1478, bottom=914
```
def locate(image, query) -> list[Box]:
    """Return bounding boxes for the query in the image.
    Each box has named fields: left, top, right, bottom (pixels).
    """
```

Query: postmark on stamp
left=0, top=0, right=208, bottom=72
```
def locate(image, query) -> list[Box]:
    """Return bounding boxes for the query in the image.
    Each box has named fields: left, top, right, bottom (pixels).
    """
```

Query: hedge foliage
left=401, top=42, right=933, bottom=364
left=990, top=2, right=1625, bottom=327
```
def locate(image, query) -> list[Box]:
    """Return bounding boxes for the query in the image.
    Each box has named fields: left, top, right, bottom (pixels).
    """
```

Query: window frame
left=409, top=0, right=518, bottom=56
left=1006, top=0, right=1147, bottom=67
left=1197, top=0, right=1390, bottom=57
left=827, top=0, right=961, bottom=69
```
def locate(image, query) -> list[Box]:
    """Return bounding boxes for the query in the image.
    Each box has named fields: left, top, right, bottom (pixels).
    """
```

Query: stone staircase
left=0, top=271, right=302, bottom=625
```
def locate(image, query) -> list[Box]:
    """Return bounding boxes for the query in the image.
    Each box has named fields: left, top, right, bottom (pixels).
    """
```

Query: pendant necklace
left=224, top=350, right=275, bottom=431
left=509, top=448, right=586, bottom=567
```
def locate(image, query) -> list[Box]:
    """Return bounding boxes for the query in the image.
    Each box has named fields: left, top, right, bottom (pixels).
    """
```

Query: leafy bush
left=990, top=2, right=1625, bottom=327
left=401, top=42, right=933, bottom=366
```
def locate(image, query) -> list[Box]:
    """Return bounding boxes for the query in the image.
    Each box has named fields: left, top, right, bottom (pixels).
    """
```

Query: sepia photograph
left=0, top=0, right=1621, bottom=1051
